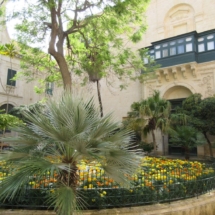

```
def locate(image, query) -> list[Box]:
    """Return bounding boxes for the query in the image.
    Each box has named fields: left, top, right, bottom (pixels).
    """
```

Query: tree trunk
left=96, top=80, right=103, bottom=117
left=152, top=130, right=157, bottom=155
left=49, top=51, right=72, bottom=91
left=59, top=159, right=79, bottom=190
left=48, top=5, right=72, bottom=91
left=184, top=147, right=190, bottom=160
left=203, top=132, right=213, bottom=158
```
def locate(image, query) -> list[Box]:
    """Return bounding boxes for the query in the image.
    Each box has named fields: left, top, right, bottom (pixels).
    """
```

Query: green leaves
left=4, top=0, right=151, bottom=92
left=124, top=91, right=172, bottom=153
left=0, top=92, right=141, bottom=214
left=169, top=126, right=205, bottom=149
left=0, top=114, right=23, bottom=133
left=0, top=42, right=18, bottom=58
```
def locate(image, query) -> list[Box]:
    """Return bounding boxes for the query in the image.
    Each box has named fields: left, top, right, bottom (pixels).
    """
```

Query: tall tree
left=183, top=94, right=215, bottom=158
left=4, top=0, right=150, bottom=92
left=0, top=93, right=141, bottom=215
left=67, top=18, right=154, bottom=117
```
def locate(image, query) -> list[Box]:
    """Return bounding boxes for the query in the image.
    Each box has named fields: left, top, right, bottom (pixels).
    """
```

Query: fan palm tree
left=124, top=91, right=172, bottom=154
left=140, top=91, right=171, bottom=153
left=0, top=93, right=141, bottom=215
left=169, top=126, right=205, bottom=160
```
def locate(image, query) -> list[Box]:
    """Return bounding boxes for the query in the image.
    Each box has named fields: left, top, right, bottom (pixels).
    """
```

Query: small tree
left=183, top=94, right=215, bottom=158
left=0, top=113, right=22, bottom=150
left=169, top=126, right=205, bottom=160
left=0, top=93, right=141, bottom=215
left=124, top=91, right=172, bottom=154
left=0, top=113, right=22, bottom=135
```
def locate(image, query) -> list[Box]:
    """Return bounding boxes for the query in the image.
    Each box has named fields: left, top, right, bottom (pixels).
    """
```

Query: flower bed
left=0, top=157, right=215, bottom=209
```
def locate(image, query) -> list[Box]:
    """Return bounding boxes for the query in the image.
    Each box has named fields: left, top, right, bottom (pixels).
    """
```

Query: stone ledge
left=1, top=191, right=215, bottom=215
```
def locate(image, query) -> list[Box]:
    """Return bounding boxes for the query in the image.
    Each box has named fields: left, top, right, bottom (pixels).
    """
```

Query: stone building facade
left=0, top=25, right=45, bottom=112
left=94, top=0, right=215, bottom=156
left=1, top=0, right=215, bottom=156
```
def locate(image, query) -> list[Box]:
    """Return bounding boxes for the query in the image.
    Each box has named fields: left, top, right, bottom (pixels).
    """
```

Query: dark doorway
left=0, top=104, right=14, bottom=114
left=168, top=98, right=197, bottom=156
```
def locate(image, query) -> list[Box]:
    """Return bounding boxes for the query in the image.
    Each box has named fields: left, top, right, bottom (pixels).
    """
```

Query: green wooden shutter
left=7, top=69, right=16, bottom=86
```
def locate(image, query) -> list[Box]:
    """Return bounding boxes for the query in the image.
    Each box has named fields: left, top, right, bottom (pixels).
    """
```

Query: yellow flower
left=100, top=194, right=104, bottom=197
left=88, top=184, right=93, bottom=189
left=92, top=199, right=96, bottom=202
left=83, top=186, right=88, bottom=190
left=103, top=191, right=107, bottom=195
left=29, top=181, right=35, bottom=185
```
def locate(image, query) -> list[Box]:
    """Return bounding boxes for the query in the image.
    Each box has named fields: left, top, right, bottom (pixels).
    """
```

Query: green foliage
left=0, top=92, right=141, bottom=215
left=124, top=91, right=172, bottom=152
left=169, top=125, right=205, bottom=159
left=169, top=126, right=205, bottom=149
left=182, top=94, right=215, bottom=157
left=3, top=0, right=152, bottom=91
left=0, top=113, right=23, bottom=133
left=0, top=42, right=18, bottom=58
left=9, top=102, right=44, bottom=122
left=139, top=141, right=154, bottom=154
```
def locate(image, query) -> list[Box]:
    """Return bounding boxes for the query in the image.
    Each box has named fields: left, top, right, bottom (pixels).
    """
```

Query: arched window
left=0, top=104, right=14, bottom=114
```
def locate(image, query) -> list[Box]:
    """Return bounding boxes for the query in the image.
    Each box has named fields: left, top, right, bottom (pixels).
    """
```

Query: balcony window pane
left=198, top=43, right=205, bottom=52
left=144, top=58, right=149, bottom=64
left=178, top=45, right=185, bottom=54
left=207, top=41, right=214, bottom=50
left=155, top=45, right=160, bottom=49
left=186, top=43, right=193, bottom=52
left=163, top=49, right=168, bottom=57
left=186, top=37, right=192, bottom=42
left=155, top=51, right=161, bottom=59
left=178, top=39, right=184, bottom=43
left=207, top=35, right=214, bottom=40
left=170, top=41, right=176, bottom=46
left=163, top=43, right=168, bottom=47
left=198, top=38, right=204, bottom=42
left=170, top=47, right=176, bottom=56
left=150, top=50, right=154, bottom=54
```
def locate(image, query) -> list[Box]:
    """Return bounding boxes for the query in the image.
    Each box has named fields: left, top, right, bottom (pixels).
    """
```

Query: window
left=155, top=45, right=160, bottom=49
left=207, top=35, right=214, bottom=39
left=198, top=43, right=205, bottom=52
left=186, top=37, right=192, bottom=42
left=163, top=43, right=168, bottom=47
left=178, top=39, right=184, bottom=43
left=0, top=104, right=14, bottom=114
left=170, top=41, right=176, bottom=46
left=170, top=47, right=176, bottom=56
left=177, top=45, right=184, bottom=54
left=46, top=82, right=54, bottom=95
left=163, top=49, right=168, bottom=57
left=198, top=38, right=204, bottom=42
left=155, top=51, right=161, bottom=59
left=186, top=43, right=193, bottom=52
left=144, top=58, right=149, bottom=64
left=207, top=41, right=214, bottom=50
left=7, top=69, right=16, bottom=86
